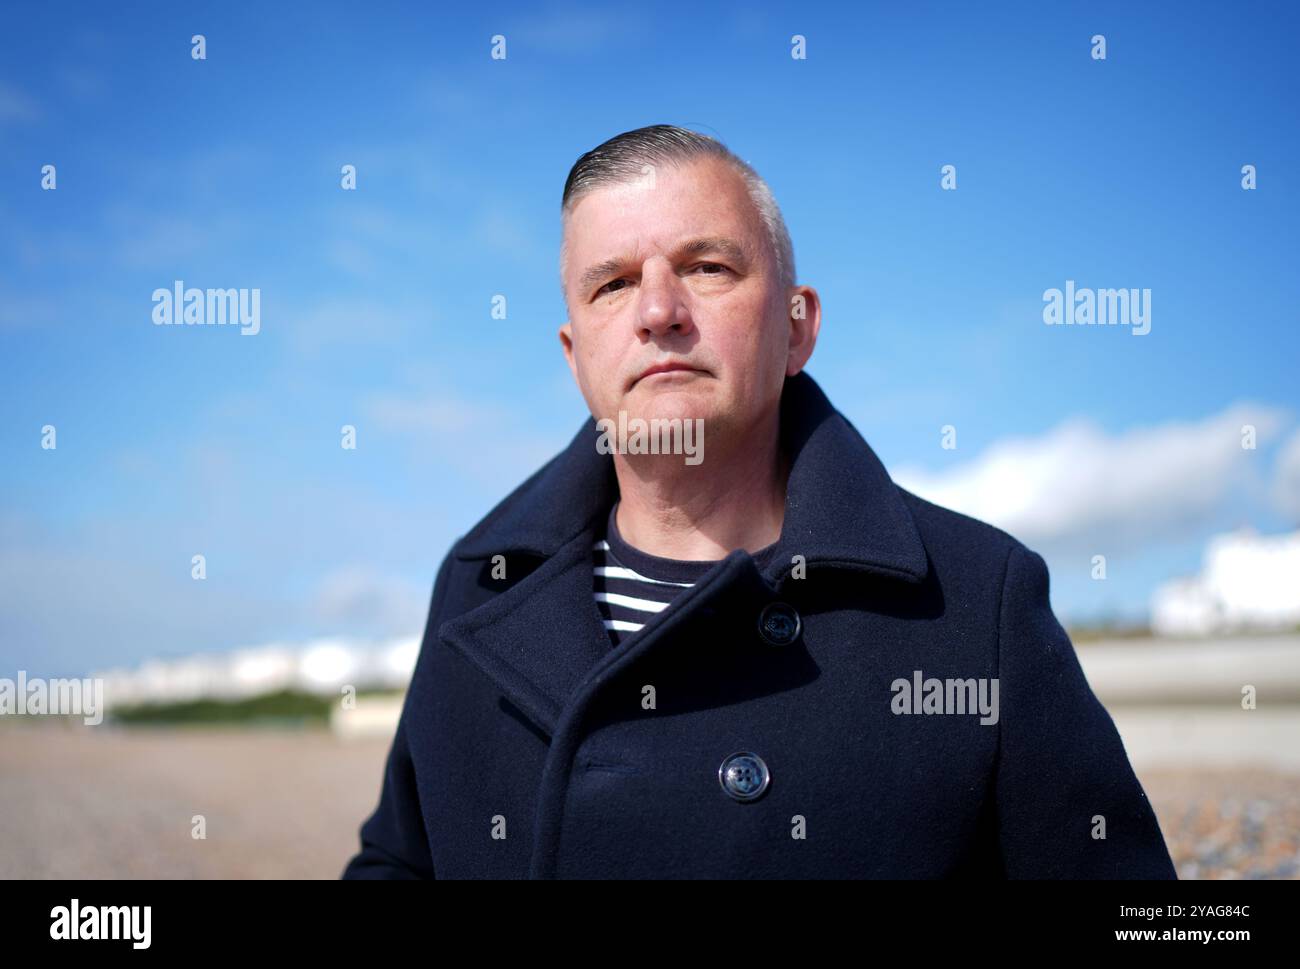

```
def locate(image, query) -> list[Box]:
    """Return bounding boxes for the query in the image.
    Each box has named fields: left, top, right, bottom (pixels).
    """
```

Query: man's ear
left=785, top=285, right=822, bottom=376
left=559, top=320, right=579, bottom=382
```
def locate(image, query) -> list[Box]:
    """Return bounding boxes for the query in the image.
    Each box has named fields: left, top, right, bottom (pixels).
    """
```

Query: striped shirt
left=593, top=501, right=778, bottom=647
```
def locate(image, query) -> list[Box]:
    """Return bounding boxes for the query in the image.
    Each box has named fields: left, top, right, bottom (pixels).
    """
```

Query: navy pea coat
left=341, top=371, right=1177, bottom=879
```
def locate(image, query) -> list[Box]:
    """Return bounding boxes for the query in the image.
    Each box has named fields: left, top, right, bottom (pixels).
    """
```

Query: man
left=342, top=124, right=1177, bottom=879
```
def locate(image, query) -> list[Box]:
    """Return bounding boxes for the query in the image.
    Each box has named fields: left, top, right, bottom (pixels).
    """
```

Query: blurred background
left=1, top=0, right=1297, bottom=878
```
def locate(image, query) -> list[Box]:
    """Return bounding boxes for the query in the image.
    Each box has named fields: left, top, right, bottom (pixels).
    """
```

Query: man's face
left=559, top=156, right=815, bottom=445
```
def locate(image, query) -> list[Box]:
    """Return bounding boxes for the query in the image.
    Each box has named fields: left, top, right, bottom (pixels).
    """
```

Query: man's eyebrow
left=577, top=236, right=754, bottom=292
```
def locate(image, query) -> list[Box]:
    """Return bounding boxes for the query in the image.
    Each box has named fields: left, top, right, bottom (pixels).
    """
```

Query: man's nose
left=635, top=265, right=694, bottom=340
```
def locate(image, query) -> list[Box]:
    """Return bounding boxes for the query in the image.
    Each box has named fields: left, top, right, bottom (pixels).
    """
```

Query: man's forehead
left=562, top=157, right=767, bottom=288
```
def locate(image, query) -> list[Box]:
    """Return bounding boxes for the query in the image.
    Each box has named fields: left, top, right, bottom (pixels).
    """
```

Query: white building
left=1151, top=527, right=1300, bottom=636
left=93, top=636, right=419, bottom=710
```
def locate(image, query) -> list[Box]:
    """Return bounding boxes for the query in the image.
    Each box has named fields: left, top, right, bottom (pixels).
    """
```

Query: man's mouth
left=632, top=362, right=705, bottom=387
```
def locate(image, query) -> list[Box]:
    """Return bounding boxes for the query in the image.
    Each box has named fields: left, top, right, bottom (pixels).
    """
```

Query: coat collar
left=438, top=371, right=930, bottom=742
left=453, top=370, right=929, bottom=584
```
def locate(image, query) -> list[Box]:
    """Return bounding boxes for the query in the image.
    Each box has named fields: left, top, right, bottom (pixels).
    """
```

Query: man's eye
left=596, top=264, right=728, bottom=297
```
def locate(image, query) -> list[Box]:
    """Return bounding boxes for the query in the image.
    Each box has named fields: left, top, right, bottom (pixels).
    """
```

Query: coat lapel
left=437, top=371, right=931, bottom=739
left=438, top=527, right=613, bottom=738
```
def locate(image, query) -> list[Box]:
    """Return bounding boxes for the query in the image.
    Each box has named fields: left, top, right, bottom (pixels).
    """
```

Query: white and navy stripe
left=593, top=538, right=698, bottom=644
left=592, top=503, right=715, bottom=646
left=591, top=502, right=783, bottom=646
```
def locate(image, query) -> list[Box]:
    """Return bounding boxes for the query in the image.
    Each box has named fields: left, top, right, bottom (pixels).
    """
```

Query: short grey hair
left=559, top=125, right=796, bottom=305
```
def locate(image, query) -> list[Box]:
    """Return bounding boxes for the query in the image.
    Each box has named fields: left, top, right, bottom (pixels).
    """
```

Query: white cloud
left=892, top=403, right=1293, bottom=551
left=1271, top=427, right=1300, bottom=522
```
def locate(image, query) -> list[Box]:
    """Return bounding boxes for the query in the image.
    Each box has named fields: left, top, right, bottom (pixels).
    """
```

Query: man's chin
left=619, top=386, right=715, bottom=425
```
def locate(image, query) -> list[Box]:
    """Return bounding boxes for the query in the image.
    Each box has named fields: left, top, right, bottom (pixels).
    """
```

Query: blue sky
left=2, top=1, right=1297, bottom=677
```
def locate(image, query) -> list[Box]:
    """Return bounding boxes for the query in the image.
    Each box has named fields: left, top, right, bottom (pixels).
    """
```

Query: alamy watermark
left=891, top=670, right=999, bottom=725
left=0, top=671, right=104, bottom=725
left=152, top=280, right=261, bottom=335
left=596, top=411, right=704, bottom=466
left=50, top=899, right=150, bottom=949
left=1043, top=280, right=1150, bottom=336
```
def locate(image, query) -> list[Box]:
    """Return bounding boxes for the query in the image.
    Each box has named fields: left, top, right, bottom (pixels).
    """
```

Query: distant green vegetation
left=1067, top=620, right=1300, bottom=643
left=109, top=688, right=404, bottom=726
left=1067, top=622, right=1153, bottom=643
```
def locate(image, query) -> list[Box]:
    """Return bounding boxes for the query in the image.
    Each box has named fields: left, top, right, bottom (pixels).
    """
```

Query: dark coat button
left=757, top=601, right=801, bottom=646
left=718, top=751, right=771, bottom=801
